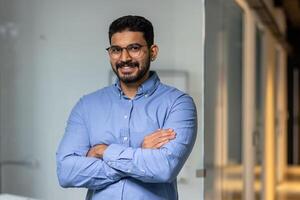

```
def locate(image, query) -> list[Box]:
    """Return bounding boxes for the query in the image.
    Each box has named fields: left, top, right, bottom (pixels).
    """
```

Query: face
left=109, top=31, right=158, bottom=84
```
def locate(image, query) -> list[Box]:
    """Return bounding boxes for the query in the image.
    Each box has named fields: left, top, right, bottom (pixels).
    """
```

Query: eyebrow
left=110, top=43, right=143, bottom=47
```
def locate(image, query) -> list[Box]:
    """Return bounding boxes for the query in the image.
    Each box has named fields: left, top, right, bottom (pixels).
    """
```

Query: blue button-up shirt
left=56, top=71, right=197, bottom=200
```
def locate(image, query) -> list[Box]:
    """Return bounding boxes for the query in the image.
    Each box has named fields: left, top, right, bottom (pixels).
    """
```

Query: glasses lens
left=109, top=46, right=121, bottom=54
left=107, top=44, right=145, bottom=58
left=127, top=44, right=143, bottom=58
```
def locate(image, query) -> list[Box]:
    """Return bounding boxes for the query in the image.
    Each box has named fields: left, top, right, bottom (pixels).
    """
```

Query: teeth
left=120, top=66, right=135, bottom=69
left=119, top=66, right=135, bottom=73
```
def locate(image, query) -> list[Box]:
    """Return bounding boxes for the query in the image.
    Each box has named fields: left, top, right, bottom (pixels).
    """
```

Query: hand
left=86, top=144, right=108, bottom=158
left=142, top=129, right=176, bottom=149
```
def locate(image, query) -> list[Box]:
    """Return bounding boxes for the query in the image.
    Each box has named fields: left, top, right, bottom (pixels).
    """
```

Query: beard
left=112, top=57, right=151, bottom=84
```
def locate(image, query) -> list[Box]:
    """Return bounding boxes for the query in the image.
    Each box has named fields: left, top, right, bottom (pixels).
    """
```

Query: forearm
left=57, top=98, right=125, bottom=190
left=102, top=95, right=197, bottom=183
left=56, top=151, right=124, bottom=190
left=103, top=127, right=196, bottom=183
left=86, top=130, right=179, bottom=183
left=102, top=145, right=173, bottom=183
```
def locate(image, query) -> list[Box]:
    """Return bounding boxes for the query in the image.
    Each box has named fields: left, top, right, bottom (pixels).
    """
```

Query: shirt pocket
left=89, top=130, right=119, bottom=146
left=130, top=117, right=160, bottom=148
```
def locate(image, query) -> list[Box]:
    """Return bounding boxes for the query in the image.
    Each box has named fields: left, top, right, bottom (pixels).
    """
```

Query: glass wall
left=205, top=0, right=244, bottom=199
left=254, top=25, right=265, bottom=199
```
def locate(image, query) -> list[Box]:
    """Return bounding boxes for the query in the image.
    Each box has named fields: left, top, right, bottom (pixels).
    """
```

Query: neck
left=120, top=71, right=150, bottom=99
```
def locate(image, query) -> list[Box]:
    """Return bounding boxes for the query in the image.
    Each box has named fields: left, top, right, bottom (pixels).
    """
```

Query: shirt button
left=124, top=115, right=128, bottom=119
left=145, top=94, right=148, bottom=97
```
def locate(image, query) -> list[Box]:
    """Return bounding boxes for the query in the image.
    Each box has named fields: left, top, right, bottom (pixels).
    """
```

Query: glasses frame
left=106, top=43, right=148, bottom=59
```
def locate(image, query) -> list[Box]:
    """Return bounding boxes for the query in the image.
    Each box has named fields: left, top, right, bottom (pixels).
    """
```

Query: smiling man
left=56, top=15, right=197, bottom=200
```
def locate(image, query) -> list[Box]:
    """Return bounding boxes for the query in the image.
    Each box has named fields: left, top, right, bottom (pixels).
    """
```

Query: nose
left=120, top=48, right=132, bottom=62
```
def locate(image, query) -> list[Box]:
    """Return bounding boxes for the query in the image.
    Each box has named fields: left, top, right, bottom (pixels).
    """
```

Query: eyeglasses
left=106, top=43, right=148, bottom=59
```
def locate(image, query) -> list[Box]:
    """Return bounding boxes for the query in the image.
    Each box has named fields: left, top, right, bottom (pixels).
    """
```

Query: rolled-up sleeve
left=103, top=94, right=197, bottom=183
left=56, top=98, right=124, bottom=190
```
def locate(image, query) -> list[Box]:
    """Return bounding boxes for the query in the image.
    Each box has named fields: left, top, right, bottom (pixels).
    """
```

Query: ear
left=149, top=44, right=159, bottom=61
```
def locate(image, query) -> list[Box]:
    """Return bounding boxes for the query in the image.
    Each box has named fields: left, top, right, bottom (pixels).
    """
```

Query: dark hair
left=108, top=15, right=154, bottom=47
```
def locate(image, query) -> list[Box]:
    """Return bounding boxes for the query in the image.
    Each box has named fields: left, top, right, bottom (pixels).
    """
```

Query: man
left=56, top=15, right=197, bottom=200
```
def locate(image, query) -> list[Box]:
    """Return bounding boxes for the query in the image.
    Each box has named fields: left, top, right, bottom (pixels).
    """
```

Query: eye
left=128, top=44, right=142, bottom=52
left=110, top=46, right=122, bottom=53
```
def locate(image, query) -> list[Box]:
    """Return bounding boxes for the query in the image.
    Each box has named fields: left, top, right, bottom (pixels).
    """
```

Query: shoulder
left=81, top=85, right=115, bottom=101
left=157, top=83, right=197, bottom=124
left=74, top=85, right=116, bottom=110
left=157, top=83, right=195, bottom=105
left=153, top=83, right=197, bottom=116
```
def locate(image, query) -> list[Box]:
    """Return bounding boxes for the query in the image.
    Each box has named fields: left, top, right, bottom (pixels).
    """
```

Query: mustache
left=116, top=61, right=139, bottom=69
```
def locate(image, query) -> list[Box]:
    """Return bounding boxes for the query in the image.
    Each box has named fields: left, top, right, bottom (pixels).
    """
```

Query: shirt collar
left=114, top=71, right=160, bottom=98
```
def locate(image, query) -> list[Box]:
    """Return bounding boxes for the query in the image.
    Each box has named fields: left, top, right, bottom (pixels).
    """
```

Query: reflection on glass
left=254, top=26, right=265, bottom=200
left=205, top=0, right=243, bottom=199
left=222, top=2, right=244, bottom=200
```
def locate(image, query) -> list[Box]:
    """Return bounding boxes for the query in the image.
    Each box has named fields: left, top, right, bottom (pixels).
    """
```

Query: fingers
left=142, top=128, right=176, bottom=149
left=86, top=144, right=108, bottom=158
left=146, top=129, right=175, bottom=144
left=154, top=140, right=170, bottom=148
left=152, top=131, right=175, bottom=144
left=153, top=134, right=175, bottom=148
left=148, top=128, right=174, bottom=139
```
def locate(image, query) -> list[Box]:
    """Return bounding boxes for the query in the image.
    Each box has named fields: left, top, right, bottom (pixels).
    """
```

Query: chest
left=87, top=98, right=171, bottom=148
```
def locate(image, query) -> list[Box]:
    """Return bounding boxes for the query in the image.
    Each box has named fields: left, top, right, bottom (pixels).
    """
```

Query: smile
left=119, top=66, right=137, bottom=73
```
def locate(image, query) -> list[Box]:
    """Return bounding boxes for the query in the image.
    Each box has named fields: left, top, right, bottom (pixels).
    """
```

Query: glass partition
left=254, top=26, right=265, bottom=199
left=205, top=0, right=244, bottom=199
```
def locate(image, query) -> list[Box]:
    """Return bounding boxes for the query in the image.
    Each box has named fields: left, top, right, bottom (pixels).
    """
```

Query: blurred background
left=0, top=0, right=300, bottom=200
left=205, top=0, right=300, bottom=200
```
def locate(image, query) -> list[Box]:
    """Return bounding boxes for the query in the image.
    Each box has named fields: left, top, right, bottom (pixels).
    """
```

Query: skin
left=86, top=31, right=175, bottom=158
left=110, top=31, right=158, bottom=99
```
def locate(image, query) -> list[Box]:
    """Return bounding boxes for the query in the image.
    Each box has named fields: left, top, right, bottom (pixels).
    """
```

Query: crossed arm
left=56, top=95, right=197, bottom=189
left=86, top=128, right=176, bottom=158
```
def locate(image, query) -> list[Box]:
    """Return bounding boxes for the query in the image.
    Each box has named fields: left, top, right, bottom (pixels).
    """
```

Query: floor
left=277, top=166, right=300, bottom=200
left=214, top=165, right=300, bottom=200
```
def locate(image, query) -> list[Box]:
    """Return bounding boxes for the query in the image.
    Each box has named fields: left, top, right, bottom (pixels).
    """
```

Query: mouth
left=118, top=65, right=137, bottom=74
left=116, top=61, right=139, bottom=74
left=116, top=61, right=139, bottom=68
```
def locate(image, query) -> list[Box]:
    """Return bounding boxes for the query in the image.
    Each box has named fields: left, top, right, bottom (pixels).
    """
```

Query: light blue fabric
left=56, top=71, right=197, bottom=200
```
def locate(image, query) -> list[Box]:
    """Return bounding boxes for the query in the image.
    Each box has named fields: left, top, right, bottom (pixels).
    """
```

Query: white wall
left=0, top=0, right=205, bottom=199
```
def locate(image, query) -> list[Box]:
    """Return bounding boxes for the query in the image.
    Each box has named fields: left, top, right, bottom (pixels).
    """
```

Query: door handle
left=196, top=169, right=206, bottom=178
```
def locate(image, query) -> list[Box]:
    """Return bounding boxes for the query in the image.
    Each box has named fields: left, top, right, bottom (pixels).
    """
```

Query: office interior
left=0, top=0, right=300, bottom=200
